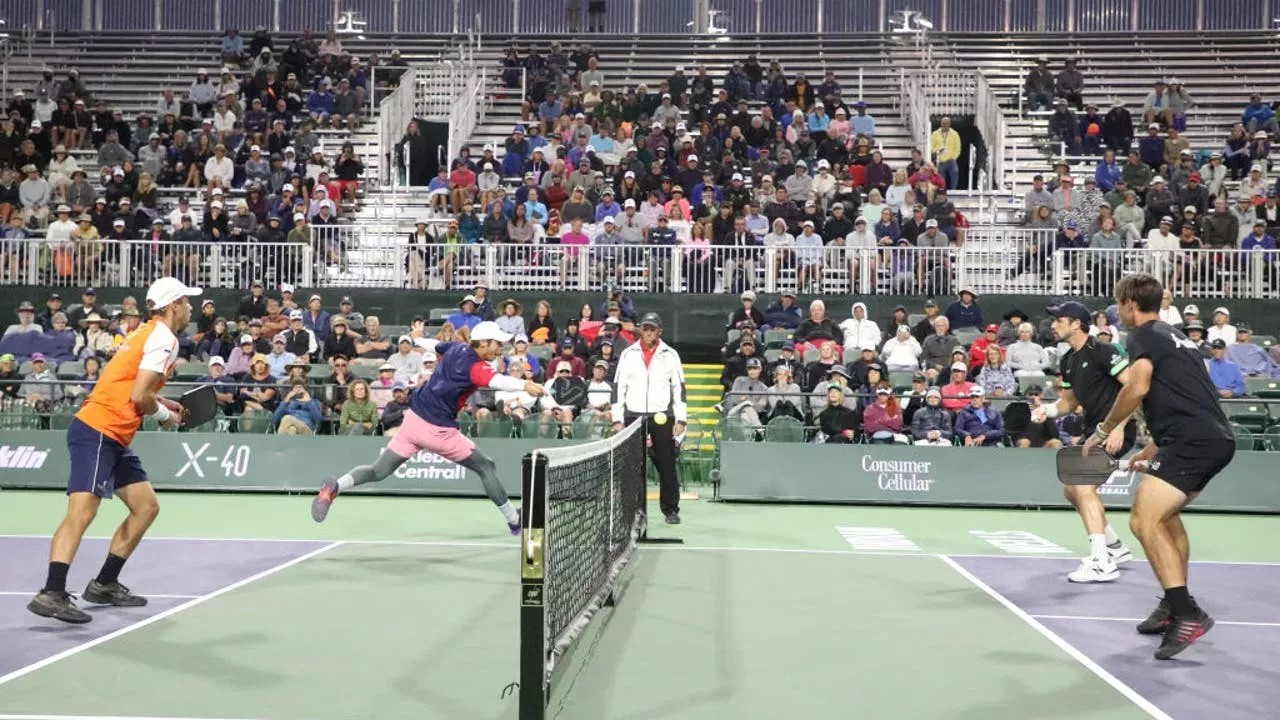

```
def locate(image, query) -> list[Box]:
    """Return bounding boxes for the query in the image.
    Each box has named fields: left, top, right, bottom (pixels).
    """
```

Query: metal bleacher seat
left=429, top=308, right=453, bottom=322
left=954, top=327, right=983, bottom=348
left=764, top=329, right=791, bottom=348
left=55, top=361, right=85, bottom=379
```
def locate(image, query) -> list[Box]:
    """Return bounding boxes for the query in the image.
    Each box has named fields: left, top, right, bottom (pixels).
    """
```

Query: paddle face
left=180, top=385, right=218, bottom=428
left=1056, top=445, right=1118, bottom=486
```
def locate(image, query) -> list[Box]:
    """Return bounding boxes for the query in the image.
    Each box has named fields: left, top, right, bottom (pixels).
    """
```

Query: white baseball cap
left=471, top=321, right=513, bottom=343
left=146, top=277, right=202, bottom=310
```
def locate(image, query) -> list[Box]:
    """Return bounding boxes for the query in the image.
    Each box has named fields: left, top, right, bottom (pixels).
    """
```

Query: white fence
left=378, top=67, right=418, bottom=189
left=900, top=69, right=1007, bottom=193
left=5, top=230, right=1275, bottom=298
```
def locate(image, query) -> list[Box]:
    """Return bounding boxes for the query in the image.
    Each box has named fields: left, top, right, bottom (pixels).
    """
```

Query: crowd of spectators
left=0, top=26, right=391, bottom=287
left=1023, top=61, right=1280, bottom=296
left=716, top=289, right=1280, bottom=446
left=0, top=282, right=659, bottom=439
left=399, top=42, right=970, bottom=294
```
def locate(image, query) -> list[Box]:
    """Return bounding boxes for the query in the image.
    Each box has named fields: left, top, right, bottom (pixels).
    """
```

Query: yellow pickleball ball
left=653, top=412, right=668, bottom=425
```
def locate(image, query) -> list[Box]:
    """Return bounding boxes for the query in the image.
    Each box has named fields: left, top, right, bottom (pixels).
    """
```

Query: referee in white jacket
left=612, top=312, right=688, bottom=524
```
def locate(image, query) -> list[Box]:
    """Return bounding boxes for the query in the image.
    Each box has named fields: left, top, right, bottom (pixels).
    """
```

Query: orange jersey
left=76, top=319, right=179, bottom=446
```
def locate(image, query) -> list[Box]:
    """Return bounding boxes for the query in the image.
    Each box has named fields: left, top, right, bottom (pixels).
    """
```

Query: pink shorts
left=386, top=410, right=476, bottom=462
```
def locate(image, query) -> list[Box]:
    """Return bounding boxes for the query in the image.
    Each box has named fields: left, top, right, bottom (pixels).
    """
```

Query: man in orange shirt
left=27, top=277, right=201, bottom=624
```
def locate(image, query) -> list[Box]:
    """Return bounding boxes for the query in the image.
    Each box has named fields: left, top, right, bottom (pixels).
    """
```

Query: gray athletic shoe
left=82, top=580, right=147, bottom=607
left=27, top=590, right=92, bottom=624
left=312, top=478, right=339, bottom=523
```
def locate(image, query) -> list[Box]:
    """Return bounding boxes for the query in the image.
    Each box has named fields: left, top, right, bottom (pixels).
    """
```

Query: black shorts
left=1147, top=439, right=1236, bottom=495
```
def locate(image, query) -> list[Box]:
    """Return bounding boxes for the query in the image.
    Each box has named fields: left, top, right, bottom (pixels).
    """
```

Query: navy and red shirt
left=409, top=341, right=499, bottom=428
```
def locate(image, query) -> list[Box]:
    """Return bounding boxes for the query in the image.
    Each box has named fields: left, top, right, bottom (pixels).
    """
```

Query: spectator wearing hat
left=225, top=334, right=256, bottom=376
left=266, top=334, right=297, bottom=377
left=283, top=309, right=318, bottom=360
left=1206, top=306, right=1237, bottom=346
left=554, top=336, right=587, bottom=377
left=1242, top=219, right=1279, bottom=286
left=448, top=294, right=483, bottom=332
left=1208, top=340, right=1247, bottom=398
left=495, top=299, right=526, bottom=337
left=940, top=362, right=976, bottom=412
left=302, top=294, right=331, bottom=343
left=1182, top=320, right=1211, bottom=359
left=4, top=301, right=42, bottom=338
left=78, top=312, right=114, bottom=360
left=272, top=376, right=323, bottom=435
left=945, top=289, right=983, bottom=331
left=323, top=316, right=357, bottom=360
left=237, top=353, right=279, bottom=431
left=1228, top=325, right=1280, bottom=377
left=863, top=385, right=908, bottom=444
left=197, top=356, right=236, bottom=413
left=817, top=383, right=859, bottom=443
left=910, top=387, right=952, bottom=446
left=18, top=353, right=63, bottom=415
left=383, top=335, right=422, bottom=383
left=724, top=357, right=769, bottom=429
left=956, top=386, right=1005, bottom=447
left=765, top=364, right=804, bottom=421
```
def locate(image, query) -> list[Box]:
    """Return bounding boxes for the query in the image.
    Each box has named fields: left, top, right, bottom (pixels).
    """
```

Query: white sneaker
left=1107, top=541, right=1133, bottom=565
left=1067, top=556, right=1120, bottom=583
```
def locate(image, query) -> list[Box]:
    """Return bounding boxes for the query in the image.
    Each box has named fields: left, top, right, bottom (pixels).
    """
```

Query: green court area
left=1, top=490, right=1277, bottom=720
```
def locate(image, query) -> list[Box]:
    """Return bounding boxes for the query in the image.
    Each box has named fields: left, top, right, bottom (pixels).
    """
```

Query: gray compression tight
left=346, top=449, right=509, bottom=507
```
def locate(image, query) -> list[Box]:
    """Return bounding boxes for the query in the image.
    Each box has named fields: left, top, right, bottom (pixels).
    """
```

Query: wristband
left=1091, top=425, right=1110, bottom=442
left=150, top=404, right=171, bottom=424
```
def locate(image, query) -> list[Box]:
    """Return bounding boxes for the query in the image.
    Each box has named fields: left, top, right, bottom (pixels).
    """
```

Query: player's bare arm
left=1086, top=358, right=1152, bottom=453
left=131, top=368, right=181, bottom=428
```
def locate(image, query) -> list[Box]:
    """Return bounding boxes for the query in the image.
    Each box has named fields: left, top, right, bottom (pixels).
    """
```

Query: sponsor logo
left=0, top=445, right=50, bottom=469
left=861, top=455, right=935, bottom=493
left=1099, top=469, right=1137, bottom=496
left=522, top=583, right=544, bottom=606
left=393, top=449, right=468, bottom=481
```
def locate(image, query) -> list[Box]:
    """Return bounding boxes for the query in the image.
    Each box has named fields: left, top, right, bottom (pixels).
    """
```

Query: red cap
left=985, top=324, right=999, bottom=333
left=1189, top=172, right=1201, bottom=182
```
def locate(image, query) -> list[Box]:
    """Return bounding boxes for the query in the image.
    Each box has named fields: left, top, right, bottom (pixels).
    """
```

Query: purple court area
left=954, top=555, right=1280, bottom=720
left=0, top=536, right=328, bottom=680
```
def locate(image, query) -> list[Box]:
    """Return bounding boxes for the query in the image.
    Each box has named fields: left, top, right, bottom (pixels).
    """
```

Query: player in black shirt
left=1088, top=274, right=1236, bottom=660
left=1045, top=301, right=1135, bottom=584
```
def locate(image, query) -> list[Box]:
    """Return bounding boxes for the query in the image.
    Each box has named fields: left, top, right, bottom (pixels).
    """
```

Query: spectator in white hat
left=1207, top=307, right=1237, bottom=346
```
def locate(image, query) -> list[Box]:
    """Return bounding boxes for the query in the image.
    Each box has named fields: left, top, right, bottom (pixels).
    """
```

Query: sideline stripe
left=0, top=716, right=264, bottom=720
left=1032, top=613, right=1280, bottom=629
left=0, top=542, right=343, bottom=689
left=0, top=535, right=1277, bottom=565
left=939, top=555, right=1174, bottom=720
left=0, top=592, right=201, bottom=600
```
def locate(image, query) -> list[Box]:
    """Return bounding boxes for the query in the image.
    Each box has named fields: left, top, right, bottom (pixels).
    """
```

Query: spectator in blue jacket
left=1094, top=149, right=1123, bottom=191
left=1208, top=340, right=1248, bottom=397
left=1242, top=94, right=1278, bottom=136
left=945, top=289, right=983, bottom=330
left=273, top=377, right=324, bottom=434
left=955, top=386, right=1005, bottom=446
left=1228, top=326, right=1280, bottom=377
left=448, top=295, right=483, bottom=332
left=303, top=294, right=331, bottom=343
left=1138, top=123, right=1166, bottom=170
left=762, top=291, right=803, bottom=330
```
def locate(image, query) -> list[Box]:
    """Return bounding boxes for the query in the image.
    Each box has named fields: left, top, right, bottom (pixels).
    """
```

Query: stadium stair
left=683, top=362, right=723, bottom=452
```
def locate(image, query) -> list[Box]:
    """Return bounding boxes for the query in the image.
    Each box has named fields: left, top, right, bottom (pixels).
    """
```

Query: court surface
left=1, top=490, right=1278, bottom=720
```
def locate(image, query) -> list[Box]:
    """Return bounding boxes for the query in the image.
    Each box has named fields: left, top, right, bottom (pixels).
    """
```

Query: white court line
left=1032, top=613, right=1280, bottom=629
left=0, top=534, right=1277, bottom=565
left=0, top=715, right=264, bottom=720
left=0, top=541, right=343, bottom=689
left=0, top=592, right=201, bottom=600
left=939, top=555, right=1174, bottom=720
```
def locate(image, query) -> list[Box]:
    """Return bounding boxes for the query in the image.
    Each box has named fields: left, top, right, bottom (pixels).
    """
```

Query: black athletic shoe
left=664, top=512, right=681, bottom=525
left=1137, top=597, right=1172, bottom=635
left=82, top=580, right=147, bottom=607
left=27, top=590, right=92, bottom=624
left=1155, top=610, right=1214, bottom=660
left=312, top=478, right=339, bottom=523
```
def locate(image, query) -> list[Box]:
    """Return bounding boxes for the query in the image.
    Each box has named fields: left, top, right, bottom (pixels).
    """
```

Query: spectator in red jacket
left=968, top=323, right=1003, bottom=373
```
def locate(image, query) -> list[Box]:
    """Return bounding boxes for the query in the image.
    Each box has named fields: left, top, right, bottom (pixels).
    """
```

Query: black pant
left=627, top=412, right=680, bottom=516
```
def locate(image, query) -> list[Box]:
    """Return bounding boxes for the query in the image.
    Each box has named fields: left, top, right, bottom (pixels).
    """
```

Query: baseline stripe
left=1031, top=613, right=1280, bottom=628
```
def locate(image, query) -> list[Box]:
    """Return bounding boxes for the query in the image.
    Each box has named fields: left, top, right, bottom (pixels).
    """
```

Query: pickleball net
left=518, top=418, right=648, bottom=719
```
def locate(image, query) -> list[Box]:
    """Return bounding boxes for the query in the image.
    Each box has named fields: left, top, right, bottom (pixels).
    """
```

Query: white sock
left=498, top=501, right=519, bottom=524
left=1103, top=524, right=1120, bottom=546
left=336, top=473, right=356, bottom=491
left=1088, top=533, right=1108, bottom=559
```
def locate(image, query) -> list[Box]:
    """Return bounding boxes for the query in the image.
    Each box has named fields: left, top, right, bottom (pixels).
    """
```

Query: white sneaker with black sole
left=1067, top=555, right=1120, bottom=583
left=1107, top=541, right=1133, bottom=565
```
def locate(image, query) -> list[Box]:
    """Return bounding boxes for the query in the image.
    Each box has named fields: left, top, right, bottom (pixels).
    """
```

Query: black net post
left=519, top=451, right=548, bottom=720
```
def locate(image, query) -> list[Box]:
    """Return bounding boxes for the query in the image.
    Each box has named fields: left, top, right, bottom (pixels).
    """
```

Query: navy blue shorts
left=66, top=417, right=148, bottom=499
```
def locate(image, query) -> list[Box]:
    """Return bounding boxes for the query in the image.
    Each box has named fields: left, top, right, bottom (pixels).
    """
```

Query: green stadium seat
left=721, top=418, right=757, bottom=442
left=889, top=371, right=917, bottom=388
left=1227, top=401, right=1271, bottom=433
left=351, top=364, right=378, bottom=380
left=802, top=348, right=820, bottom=364
left=1230, top=423, right=1257, bottom=451
left=954, top=327, right=982, bottom=348
left=55, top=361, right=85, bottom=379
left=725, top=329, right=741, bottom=347
left=764, top=415, right=806, bottom=442
left=1263, top=425, right=1280, bottom=452
left=1251, top=335, right=1276, bottom=349
left=763, top=348, right=782, bottom=363
left=175, top=362, right=207, bottom=380
left=527, top=344, right=553, bottom=362
left=529, top=417, right=563, bottom=439
left=1017, top=374, right=1048, bottom=394
left=429, top=308, right=452, bottom=321
left=764, top=329, right=791, bottom=348
left=474, top=417, right=513, bottom=439
left=1247, top=378, right=1280, bottom=395
left=47, top=406, right=79, bottom=430
left=307, top=363, right=332, bottom=378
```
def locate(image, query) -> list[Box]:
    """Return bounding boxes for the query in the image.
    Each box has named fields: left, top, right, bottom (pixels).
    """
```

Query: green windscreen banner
left=717, top=442, right=1280, bottom=513
left=0, top=432, right=584, bottom=496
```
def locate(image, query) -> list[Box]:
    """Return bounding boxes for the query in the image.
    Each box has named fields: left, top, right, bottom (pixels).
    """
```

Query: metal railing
left=378, top=66, right=417, bottom=189
left=1054, top=247, right=1280, bottom=300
